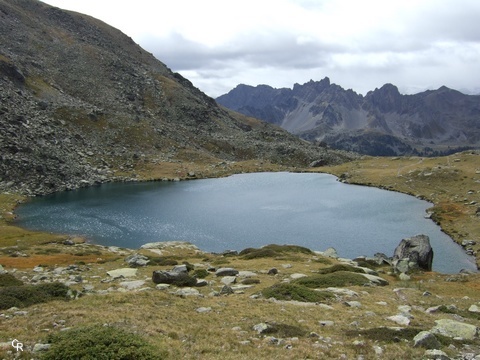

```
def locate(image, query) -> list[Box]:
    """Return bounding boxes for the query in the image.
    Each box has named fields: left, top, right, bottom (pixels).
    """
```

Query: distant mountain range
left=216, top=78, right=480, bottom=156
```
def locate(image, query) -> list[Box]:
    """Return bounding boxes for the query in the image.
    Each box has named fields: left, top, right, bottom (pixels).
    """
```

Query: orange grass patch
left=0, top=254, right=114, bottom=269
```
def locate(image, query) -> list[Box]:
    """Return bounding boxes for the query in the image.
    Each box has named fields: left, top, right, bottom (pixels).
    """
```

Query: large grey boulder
left=432, top=319, right=479, bottom=340
left=392, top=234, right=434, bottom=272
left=152, top=270, right=197, bottom=287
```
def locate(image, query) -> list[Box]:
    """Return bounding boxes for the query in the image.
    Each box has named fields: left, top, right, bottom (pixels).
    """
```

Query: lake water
left=15, top=172, right=476, bottom=273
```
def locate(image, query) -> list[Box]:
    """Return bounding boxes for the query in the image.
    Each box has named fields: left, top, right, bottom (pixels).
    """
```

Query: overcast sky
left=42, top=0, right=480, bottom=97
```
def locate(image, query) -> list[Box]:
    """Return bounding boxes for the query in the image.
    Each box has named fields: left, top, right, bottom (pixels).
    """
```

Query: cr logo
left=11, top=339, right=23, bottom=352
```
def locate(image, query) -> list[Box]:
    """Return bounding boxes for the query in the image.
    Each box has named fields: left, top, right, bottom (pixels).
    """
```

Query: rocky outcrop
left=0, top=0, right=354, bottom=196
left=217, top=79, right=480, bottom=156
left=392, top=234, right=434, bottom=272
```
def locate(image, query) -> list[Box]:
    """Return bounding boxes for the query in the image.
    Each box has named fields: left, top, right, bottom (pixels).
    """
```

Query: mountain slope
left=217, top=78, right=480, bottom=156
left=0, top=0, right=351, bottom=195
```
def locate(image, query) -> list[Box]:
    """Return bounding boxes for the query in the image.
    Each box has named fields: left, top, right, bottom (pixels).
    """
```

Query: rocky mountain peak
left=0, top=0, right=353, bottom=195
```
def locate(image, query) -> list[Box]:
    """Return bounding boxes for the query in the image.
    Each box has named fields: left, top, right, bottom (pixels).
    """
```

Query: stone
left=253, top=323, right=271, bottom=334
left=195, top=279, right=208, bottom=287
left=124, top=253, right=149, bottom=267
left=413, top=331, right=441, bottom=349
left=172, top=264, right=188, bottom=273
left=238, top=271, right=257, bottom=278
left=468, top=304, right=480, bottom=313
left=215, top=268, right=238, bottom=277
left=0, top=265, right=5, bottom=274
left=107, top=268, right=137, bottom=278
left=119, top=280, right=146, bottom=290
left=33, top=343, right=51, bottom=352
left=267, top=268, right=278, bottom=275
left=220, top=285, right=234, bottom=295
left=323, top=247, right=339, bottom=259
left=392, top=234, right=434, bottom=271
left=399, top=273, right=411, bottom=281
left=360, top=273, right=389, bottom=286
left=345, top=301, right=362, bottom=308
left=152, top=270, right=196, bottom=287
left=423, top=349, right=450, bottom=360
left=432, top=319, right=478, bottom=340
left=196, top=307, right=212, bottom=313
left=174, top=287, right=201, bottom=297
left=319, top=320, right=335, bottom=327
left=221, top=276, right=237, bottom=285
left=387, top=315, right=410, bottom=326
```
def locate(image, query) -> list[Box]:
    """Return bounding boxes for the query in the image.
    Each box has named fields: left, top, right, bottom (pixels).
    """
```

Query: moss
left=261, top=283, right=333, bottom=303
left=41, top=324, right=165, bottom=360
left=293, top=271, right=368, bottom=288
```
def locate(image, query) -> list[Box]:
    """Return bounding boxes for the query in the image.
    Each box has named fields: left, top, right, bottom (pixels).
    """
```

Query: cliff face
left=0, top=0, right=350, bottom=195
left=217, top=78, right=480, bottom=156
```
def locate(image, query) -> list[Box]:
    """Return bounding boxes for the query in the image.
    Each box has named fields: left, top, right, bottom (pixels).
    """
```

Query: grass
left=1, top=152, right=480, bottom=359
left=261, top=283, right=334, bottom=303
left=293, top=271, right=370, bottom=288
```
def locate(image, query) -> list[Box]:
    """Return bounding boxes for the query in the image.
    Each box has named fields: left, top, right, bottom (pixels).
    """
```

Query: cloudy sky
left=42, top=0, right=480, bottom=97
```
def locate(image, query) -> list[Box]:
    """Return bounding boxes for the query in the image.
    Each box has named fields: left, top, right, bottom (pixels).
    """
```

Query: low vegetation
left=293, top=271, right=370, bottom=288
left=261, top=283, right=334, bottom=303
left=0, top=282, right=71, bottom=310
left=41, top=324, right=165, bottom=360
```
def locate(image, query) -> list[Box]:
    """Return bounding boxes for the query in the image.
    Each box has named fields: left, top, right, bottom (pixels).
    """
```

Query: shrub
left=262, top=283, right=333, bottom=303
left=41, top=324, right=165, bottom=360
left=240, top=244, right=313, bottom=259
left=148, top=257, right=179, bottom=266
left=241, top=278, right=260, bottom=285
left=193, top=269, right=209, bottom=279
left=260, top=322, right=307, bottom=337
left=0, top=282, right=71, bottom=309
left=293, top=271, right=368, bottom=288
left=318, top=264, right=365, bottom=274
left=0, top=273, right=24, bottom=287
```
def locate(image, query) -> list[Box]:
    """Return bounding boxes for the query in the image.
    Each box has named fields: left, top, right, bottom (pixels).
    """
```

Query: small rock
left=319, top=320, right=335, bottom=327
left=221, top=276, right=237, bottom=285
left=174, top=288, right=200, bottom=297
left=119, top=280, right=146, bottom=290
left=387, top=315, right=410, bottom=326
left=125, top=254, right=149, bottom=267
left=345, top=301, right=362, bottom=308
left=290, top=273, right=307, bottom=280
left=468, top=304, right=480, bottom=313
left=267, top=268, right=278, bottom=275
left=323, top=247, right=339, bottom=259
left=253, top=323, right=270, bottom=334
left=220, top=285, right=234, bottom=295
left=33, top=343, right=51, bottom=352
left=196, top=307, right=212, bottom=313
left=423, top=349, right=450, bottom=360
left=107, top=268, right=137, bottom=278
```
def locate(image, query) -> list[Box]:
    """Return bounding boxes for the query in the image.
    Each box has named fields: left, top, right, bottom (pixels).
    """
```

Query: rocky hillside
left=217, top=78, right=480, bottom=156
left=0, top=0, right=352, bottom=196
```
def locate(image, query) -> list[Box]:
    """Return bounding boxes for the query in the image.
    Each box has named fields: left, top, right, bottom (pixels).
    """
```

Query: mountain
left=216, top=78, right=480, bottom=156
left=0, top=0, right=352, bottom=195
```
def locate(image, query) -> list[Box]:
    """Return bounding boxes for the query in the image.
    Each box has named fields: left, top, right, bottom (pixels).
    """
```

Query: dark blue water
left=15, top=172, right=476, bottom=273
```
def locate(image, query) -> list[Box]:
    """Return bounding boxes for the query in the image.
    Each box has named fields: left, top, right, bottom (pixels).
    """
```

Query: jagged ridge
left=217, top=78, right=480, bottom=156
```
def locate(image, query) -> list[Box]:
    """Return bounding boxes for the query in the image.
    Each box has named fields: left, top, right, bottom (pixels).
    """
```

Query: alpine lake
left=15, top=172, right=477, bottom=274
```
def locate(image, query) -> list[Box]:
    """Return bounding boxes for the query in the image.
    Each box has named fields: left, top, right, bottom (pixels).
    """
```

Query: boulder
left=413, top=331, right=441, bottom=349
left=152, top=270, right=197, bottom=287
left=215, top=268, right=239, bottom=277
left=125, top=253, right=149, bottom=267
left=107, top=268, right=137, bottom=278
left=392, top=234, right=434, bottom=272
left=432, top=319, right=478, bottom=340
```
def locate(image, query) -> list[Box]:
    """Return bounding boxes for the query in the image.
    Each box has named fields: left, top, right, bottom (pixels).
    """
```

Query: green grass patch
left=41, top=324, right=166, bottom=360
left=317, top=264, right=365, bottom=274
left=345, top=327, right=425, bottom=343
left=0, top=282, right=71, bottom=309
left=0, top=273, right=23, bottom=287
left=262, top=283, right=333, bottom=303
left=240, top=244, right=313, bottom=259
left=293, top=271, right=368, bottom=288
left=259, top=322, right=308, bottom=338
